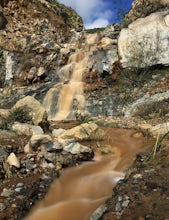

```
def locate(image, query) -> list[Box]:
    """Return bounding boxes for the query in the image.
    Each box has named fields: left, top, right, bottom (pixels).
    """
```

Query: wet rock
left=6, top=153, right=20, bottom=168
left=63, top=142, right=92, bottom=155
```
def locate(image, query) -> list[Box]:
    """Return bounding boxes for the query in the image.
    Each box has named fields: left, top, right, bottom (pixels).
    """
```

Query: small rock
left=30, top=134, right=52, bottom=150
left=58, top=138, right=75, bottom=147
left=133, top=173, right=142, bottom=179
left=16, top=183, right=24, bottom=188
left=15, top=188, right=22, bottom=193
left=6, top=153, right=20, bottom=168
left=90, top=205, right=107, bottom=220
left=37, top=67, right=45, bottom=77
left=24, top=143, right=33, bottom=154
left=115, top=202, right=122, bottom=212
left=0, top=203, right=6, bottom=211
left=122, top=199, right=130, bottom=208
left=0, top=149, right=8, bottom=159
left=1, top=188, right=13, bottom=197
left=11, top=204, right=17, bottom=208
left=52, top=128, right=66, bottom=137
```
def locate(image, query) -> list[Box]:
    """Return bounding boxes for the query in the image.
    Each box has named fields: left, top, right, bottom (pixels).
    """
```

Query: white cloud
left=85, top=18, right=109, bottom=29
left=58, top=0, right=114, bottom=28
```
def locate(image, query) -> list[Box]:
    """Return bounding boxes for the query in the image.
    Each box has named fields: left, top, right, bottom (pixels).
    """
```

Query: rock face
left=119, top=11, right=169, bottom=68
left=124, top=91, right=169, bottom=117
left=122, top=0, right=169, bottom=27
left=0, top=0, right=83, bottom=88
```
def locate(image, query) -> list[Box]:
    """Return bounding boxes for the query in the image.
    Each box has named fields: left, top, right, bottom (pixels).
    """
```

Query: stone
left=0, top=149, right=8, bottom=159
left=52, top=128, right=66, bottom=137
left=30, top=134, right=52, bottom=150
left=37, top=67, right=45, bottom=77
left=119, top=11, right=169, bottom=68
left=58, top=123, right=105, bottom=141
left=12, top=122, right=44, bottom=136
left=90, top=205, right=107, bottom=220
left=124, top=91, right=169, bottom=117
left=1, top=188, right=13, bottom=197
left=63, top=142, right=92, bottom=154
left=6, top=153, right=20, bottom=168
left=0, top=203, right=6, bottom=211
left=149, top=122, right=169, bottom=137
left=12, top=96, right=48, bottom=125
left=24, top=143, right=33, bottom=154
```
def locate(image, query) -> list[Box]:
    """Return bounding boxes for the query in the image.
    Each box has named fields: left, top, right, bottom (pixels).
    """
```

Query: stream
left=24, top=127, right=150, bottom=220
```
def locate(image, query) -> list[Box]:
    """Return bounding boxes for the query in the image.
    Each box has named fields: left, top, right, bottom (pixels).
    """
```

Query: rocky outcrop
left=0, top=0, right=83, bottom=88
left=124, top=91, right=169, bottom=118
left=119, top=11, right=169, bottom=68
left=122, top=0, right=169, bottom=27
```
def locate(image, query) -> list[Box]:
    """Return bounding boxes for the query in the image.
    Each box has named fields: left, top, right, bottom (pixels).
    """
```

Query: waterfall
left=43, top=33, right=100, bottom=121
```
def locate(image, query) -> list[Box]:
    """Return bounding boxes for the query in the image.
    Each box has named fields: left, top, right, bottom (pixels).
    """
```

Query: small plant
left=0, top=107, right=32, bottom=130
left=151, top=131, right=169, bottom=158
left=105, top=122, right=118, bottom=128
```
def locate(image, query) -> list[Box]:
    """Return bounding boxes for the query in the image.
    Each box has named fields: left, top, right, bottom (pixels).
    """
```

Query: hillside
left=0, top=0, right=169, bottom=219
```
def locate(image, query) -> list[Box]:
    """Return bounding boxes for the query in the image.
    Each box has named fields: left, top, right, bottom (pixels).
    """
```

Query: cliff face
left=0, top=0, right=83, bottom=88
left=0, top=0, right=169, bottom=120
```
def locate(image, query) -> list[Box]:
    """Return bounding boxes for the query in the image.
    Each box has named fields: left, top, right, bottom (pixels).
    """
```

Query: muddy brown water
left=24, top=128, right=152, bottom=220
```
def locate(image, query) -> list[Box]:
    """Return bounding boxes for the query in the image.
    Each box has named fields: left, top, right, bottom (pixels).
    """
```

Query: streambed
left=0, top=123, right=161, bottom=220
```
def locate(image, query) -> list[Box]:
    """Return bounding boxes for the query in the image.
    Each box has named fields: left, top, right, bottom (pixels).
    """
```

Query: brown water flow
left=52, top=53, right=88, bottom=121
left=24, top=128, right=151, bottom=220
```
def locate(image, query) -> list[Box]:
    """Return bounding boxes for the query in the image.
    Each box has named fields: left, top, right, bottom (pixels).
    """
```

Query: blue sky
left=58, top=0, right=133, bottom=29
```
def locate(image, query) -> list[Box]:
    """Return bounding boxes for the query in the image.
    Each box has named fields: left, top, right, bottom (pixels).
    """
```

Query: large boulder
left=122, top=0, right=169, bottom=26
left=58, top=123, right=105, bottom=141
left=119, top=11, right=169, bottom=68
left=12, top=96, right=47, bottom=125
